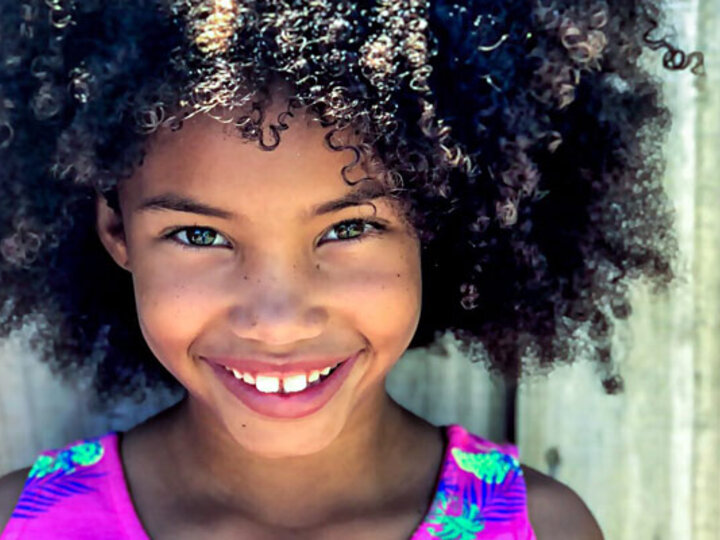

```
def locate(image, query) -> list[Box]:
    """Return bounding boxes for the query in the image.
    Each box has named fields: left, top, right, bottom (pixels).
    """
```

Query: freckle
left=397, top=273, right=401, bottom=278
left=243, top=275, right=248, bottom=280
left=242, top=424, right=246, bottom=427
left=316, top=264, right=320, bottom=270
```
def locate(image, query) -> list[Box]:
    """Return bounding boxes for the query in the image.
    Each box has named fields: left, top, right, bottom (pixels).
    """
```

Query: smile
left=205, top=351, right=362, bottom=419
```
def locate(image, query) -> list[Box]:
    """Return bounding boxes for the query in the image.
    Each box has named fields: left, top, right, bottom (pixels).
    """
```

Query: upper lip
left=202, top=351, right=360, bottom=376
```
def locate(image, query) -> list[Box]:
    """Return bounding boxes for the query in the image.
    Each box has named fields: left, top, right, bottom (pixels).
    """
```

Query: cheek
left=323, top=244, right=422, bottom=360
left=131, top=263, right=218, bottom=369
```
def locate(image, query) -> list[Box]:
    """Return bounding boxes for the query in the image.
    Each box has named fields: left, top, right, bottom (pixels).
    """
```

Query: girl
left=0, top=0, right=701, bottom=538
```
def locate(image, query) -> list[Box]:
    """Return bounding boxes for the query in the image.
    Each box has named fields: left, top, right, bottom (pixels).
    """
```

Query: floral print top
left=410, top=425, right=536, bottom=539
left=2, top=424, right=535, bottom=539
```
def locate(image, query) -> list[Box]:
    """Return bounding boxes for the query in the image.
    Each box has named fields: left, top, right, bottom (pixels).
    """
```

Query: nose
left=227, top=255, right=326, bottom=345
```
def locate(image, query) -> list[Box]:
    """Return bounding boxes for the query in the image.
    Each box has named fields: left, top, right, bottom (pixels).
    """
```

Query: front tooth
left=308, top=370, right=320, bottom=383
left=255, top=375, right=280, bottom=393
left=319, top=366, right=331, bottom=376
left=242, top=372, right=255, bottom=384
left=231, top=368, right=243, bottom=380
left=282, top=374, right=308, bottom=393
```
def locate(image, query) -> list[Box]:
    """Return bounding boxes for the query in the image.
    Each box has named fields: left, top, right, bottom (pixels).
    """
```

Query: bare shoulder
left=520, top=464, right=604, bottom=540
left=0, top=467, right=30, bottom=531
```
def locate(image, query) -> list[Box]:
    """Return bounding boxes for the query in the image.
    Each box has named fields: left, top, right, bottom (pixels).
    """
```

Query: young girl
left=0, top=0, right=701, bottom=538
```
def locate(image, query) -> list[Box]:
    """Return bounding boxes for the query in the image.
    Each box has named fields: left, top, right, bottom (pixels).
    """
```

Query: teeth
left=282, top=373, right=308, bottom=393
left=255, top=375, right=280, bottom=393
left=223, top=362, right=342, bottom=394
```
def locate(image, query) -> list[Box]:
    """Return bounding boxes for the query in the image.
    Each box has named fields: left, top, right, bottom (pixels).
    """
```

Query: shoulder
left=520, top=464, right=604, bottom=540
left=0, top=466, right=31, bottom=532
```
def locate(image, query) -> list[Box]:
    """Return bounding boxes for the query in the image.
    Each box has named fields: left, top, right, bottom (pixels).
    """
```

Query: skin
left=0, top=86, right=604, bottom=538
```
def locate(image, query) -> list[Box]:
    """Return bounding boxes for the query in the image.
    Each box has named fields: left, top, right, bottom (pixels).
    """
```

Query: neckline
left=110, top=424, right=457, bottom=539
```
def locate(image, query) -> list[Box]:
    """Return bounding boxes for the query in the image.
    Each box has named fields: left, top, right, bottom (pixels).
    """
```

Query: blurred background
left=1, top=1, right=718, bottom=538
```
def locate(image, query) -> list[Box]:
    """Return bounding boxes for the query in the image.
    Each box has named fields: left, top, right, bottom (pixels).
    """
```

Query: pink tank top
left=2, top=424, right=536, bottom=539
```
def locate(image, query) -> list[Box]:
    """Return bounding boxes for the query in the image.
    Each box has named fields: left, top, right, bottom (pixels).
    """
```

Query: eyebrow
left=135, top=181, right=390, bottom=220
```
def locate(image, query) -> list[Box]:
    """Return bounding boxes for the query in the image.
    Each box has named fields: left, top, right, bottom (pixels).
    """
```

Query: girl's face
left=96, top=102, right=423, bottom=458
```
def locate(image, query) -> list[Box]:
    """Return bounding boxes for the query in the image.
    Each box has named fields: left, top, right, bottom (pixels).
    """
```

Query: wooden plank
left=387, top=332, right=508, bottom=443
left=693, top=0, right=720, bottom=536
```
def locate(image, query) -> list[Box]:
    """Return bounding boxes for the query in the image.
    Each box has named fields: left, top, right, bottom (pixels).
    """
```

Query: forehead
left=127, top=102, right=368, bottom=193
left=119, top=100, right=403, bottom=223
left=147, top=107, right=354, bottom=176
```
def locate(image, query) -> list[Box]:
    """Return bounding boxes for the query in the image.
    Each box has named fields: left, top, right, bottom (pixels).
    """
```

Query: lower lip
left=206, top=351, right=361, bottom=420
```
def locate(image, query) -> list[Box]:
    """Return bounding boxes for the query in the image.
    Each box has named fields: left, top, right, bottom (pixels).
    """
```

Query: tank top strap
left=411, top=424, right=537, bottom=539
left=1, top=431, right=149, bottom=540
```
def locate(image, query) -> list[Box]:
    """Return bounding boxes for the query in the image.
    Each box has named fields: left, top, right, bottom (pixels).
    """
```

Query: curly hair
left=0, top=0, right=703, bottom=409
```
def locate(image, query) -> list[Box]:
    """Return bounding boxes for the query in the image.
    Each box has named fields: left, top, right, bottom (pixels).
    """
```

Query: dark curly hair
left=0, top=0, right=703, bottom=410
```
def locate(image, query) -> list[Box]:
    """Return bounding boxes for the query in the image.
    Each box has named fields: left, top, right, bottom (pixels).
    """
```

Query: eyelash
left=161, top=218, right=388, bottom=251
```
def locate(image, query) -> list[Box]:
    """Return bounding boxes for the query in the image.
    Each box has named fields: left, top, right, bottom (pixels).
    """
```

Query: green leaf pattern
left=451, top=448, right=520, bottom=484
left=27, top=440, right=105, bottom=480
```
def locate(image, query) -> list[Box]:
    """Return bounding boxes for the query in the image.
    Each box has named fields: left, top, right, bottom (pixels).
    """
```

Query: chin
left=223, top=410, right=348, bottom=459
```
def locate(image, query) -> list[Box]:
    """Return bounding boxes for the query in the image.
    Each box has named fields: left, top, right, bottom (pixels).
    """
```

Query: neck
left=158, top=388, right=426, bottom=528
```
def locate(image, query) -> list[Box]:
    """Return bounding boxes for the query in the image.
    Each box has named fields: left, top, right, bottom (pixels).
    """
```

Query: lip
left=205, top=350, right=362, bottom=420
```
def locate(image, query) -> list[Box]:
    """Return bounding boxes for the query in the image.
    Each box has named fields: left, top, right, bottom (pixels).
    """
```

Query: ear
left=95, top=193, right=130, bottom=271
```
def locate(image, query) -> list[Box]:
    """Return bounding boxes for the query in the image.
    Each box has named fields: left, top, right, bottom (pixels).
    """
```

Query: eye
left=162, top=218, right=387, bottom=251
left=162, top=226, right=231, bottom=250
left=320, top=218, right=387, bottom=244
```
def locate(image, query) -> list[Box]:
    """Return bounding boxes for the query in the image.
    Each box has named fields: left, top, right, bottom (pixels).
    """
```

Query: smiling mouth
left=220, top=360, right=345, bottom=395
left=206, top=350, right=362, bottom=419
